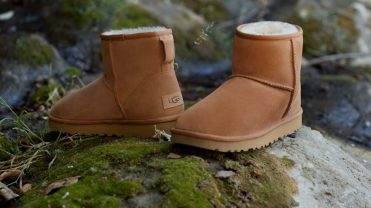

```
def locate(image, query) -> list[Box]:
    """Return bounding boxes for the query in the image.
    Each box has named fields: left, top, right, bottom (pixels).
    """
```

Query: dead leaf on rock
left=44, top=176, right=80, bottom=195
left=0, top=182, right=19, bottom=201
left=167, top=153, right=182, bottom=159
left=0, top=170, right=21, bottom=181
left=215, top=170, right=235, bottom=179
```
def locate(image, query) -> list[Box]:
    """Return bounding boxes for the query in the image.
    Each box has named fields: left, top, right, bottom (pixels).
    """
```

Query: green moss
left=0, top=34, right=55, bottom=65
left=280, top=156, right=295, bottom=169
left=0, top=135, right=20, bottom=161
left=65, top=66, right=82, bottom=78
left=292, top=3, right=359, bottom=57
left=39, top=138, right=171, bottom=180
left=30, top=79, right=59, bottom=104
left=319, top=74, right=357, bottom=85
left=112, top=3, right=158, bottom=28
left=151, top=156, right=224, bottom=208
left=171, top=0, right=229, bottom=21
left=223, top=151, right=298, bottom=208
left=20, top=135, right=298, bottom=207
left=22, top=138, right=169, bottom=207
left=22, top=175, right=142, bottom=208
left=51, top=1, right=158, bottom=31
left=54, top=0, right=118, bottom=30
left=14, top=36, right=55, bottom=65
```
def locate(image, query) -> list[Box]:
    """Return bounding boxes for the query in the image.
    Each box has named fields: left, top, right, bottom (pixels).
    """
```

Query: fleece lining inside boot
left=240, top=21, right=298, bottom=35
left=102, top=27, right=167, bottom=35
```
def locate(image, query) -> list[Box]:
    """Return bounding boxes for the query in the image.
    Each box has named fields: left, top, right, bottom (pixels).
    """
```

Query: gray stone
left=269, top=127, right=371, bottom=208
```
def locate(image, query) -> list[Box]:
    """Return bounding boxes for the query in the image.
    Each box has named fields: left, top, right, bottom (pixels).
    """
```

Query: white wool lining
left=240, top=21, right=298, bottom=36
left=102, top=26, right=167, bottom=35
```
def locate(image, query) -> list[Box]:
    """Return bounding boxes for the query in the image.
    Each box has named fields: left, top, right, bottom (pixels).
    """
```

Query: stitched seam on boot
left=230, top=74, right=294, bottom=92
left=282, top=39, right=297, bottom=118
left=103, top=76, right=113, bottom=91
left=122, top=69, right=175, bottom=107
left=108, top=40, right=127, bottom=118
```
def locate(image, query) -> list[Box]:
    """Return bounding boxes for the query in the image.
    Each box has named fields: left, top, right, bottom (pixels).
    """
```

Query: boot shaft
left=232, top=24, right=303, bottom=89
left=100, top=28, right=175, bottom=93
left=99, top=28, right=183, bottom=120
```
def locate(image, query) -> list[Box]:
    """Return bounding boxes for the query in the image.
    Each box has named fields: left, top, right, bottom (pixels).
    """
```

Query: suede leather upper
left=50, top=29, right=184, bottom=124
left=172, top=25, right=303, bottom=141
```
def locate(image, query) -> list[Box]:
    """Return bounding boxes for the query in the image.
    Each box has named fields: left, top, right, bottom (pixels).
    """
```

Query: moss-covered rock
left=23, top=175, right=142, bottom=208
left=0, top=34, right=56, bottom=65
left=22, top=138, right=170, bottom=207
left=291, top=1, right=359, bottom=57
left=0, top=33, right=65, bottom=107
left=48, top=0, right=156, bottom=44
left=112, top=3, right=158, bottom=29
left=222, top=151, right=298, bottom=207
left=20, top=136, right=297, bottom=208
left=150, top=156, right=224, bottom=207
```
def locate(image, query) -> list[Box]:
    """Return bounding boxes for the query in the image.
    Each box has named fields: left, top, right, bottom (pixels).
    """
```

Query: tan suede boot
left=49, top=27, right=184, bottom=137
left=172, top=22, right=303, bottom=152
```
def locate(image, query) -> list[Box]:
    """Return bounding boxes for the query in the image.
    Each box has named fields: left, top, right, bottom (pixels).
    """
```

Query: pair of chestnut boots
left=49, top=22, right=303, bottom=152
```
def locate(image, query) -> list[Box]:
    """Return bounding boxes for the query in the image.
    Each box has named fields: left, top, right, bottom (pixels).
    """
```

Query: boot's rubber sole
left=49, top=120, right=176, bottom=138
left=172, top=115, right=302, bottom=152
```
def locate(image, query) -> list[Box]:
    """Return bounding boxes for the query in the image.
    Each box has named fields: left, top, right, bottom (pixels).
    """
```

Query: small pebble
left=215, top=170, right=235, bottom=178
left=167, top=153, right=181, bottom=159
left=306, top=162, right=314, bottom=169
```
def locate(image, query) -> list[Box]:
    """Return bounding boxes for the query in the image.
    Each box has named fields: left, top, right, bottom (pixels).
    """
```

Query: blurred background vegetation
left=0, top=0, right=370, bottom=206
left=0, top=0, right=370, bottom=164
left=0, top=0, right=370, bottom=147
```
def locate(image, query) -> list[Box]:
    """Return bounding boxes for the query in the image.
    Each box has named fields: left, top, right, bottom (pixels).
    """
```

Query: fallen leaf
left=215, top=170, right=235, bottom=179
left=0, top=170, right=21, bottom=181
left=167, top=153, right=182, bottom=159
left=21, top=184, right=32, bottom=193
left=0, top=182, right=19, bottom=201
left=44, top=176, right=80, bottom=195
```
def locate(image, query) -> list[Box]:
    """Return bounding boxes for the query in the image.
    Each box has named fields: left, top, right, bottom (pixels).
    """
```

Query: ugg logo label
left=162, top=92, right=184, bottom=109
left=169, top=96, right=181, bottom=104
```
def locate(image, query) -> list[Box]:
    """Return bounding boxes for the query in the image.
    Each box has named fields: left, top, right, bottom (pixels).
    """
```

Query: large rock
left=44, top=0, right=157, bottom=72
left=16, top=125, right=371, bottom=207
left=0, top=33, right=66, bottom=107
left=269, top=127, right=371, bottom=208
left=301, top=69, right=371, bottom=147
left=136, top=0, right=231, bottom=62
left=287, top=0, right=371, bottom=70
